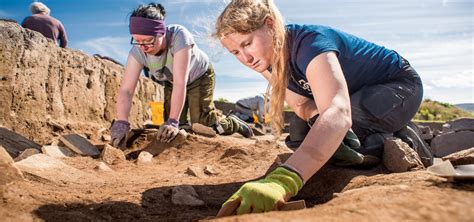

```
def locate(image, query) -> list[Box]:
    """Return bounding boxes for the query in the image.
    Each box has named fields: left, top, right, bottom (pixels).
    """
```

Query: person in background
left=215, top=0, right=432, bottom=215
left=21, top=2, right=68, bottom=48
left=110, top=2, right=253, bottom=148
left=234, top=94, right=267, bottom=123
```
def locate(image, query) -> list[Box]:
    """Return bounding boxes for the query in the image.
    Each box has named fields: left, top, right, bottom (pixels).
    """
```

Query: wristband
left=165, top=118, right=179, bottom=128
left=280, top=163, right=306, bottom=185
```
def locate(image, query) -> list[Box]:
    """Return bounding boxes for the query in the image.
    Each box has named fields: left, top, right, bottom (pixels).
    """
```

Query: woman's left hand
left=157, top=119, right=180, bottom=142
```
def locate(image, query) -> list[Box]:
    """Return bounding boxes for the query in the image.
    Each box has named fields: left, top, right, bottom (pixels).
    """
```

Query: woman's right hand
left=110, top=120, right=130, bottom=149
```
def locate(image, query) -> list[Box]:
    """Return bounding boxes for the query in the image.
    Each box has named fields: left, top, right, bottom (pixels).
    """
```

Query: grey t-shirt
left=129, top=24, right=209, bottom=84
left=236, top=95, right=266, bottom=122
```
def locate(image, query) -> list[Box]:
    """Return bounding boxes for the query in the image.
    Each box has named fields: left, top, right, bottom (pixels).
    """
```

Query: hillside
left=414, top=99, right=474, bottom=122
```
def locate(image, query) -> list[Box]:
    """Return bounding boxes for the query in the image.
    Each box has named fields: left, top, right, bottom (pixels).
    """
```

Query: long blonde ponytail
left=215, top=0, right=288, bottom=135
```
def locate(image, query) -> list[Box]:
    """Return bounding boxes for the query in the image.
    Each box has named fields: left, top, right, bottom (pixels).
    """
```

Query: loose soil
left=1, top=133, right=473, bottom=222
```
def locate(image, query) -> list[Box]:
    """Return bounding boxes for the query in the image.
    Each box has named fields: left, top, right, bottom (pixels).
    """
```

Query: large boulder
left=0, top=20, right=163, bottom=145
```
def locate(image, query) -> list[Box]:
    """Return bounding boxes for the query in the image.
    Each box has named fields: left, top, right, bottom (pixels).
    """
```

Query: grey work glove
left=157, top=119, right=180, bottom=143
left=110, top=120, right=130, bottom=149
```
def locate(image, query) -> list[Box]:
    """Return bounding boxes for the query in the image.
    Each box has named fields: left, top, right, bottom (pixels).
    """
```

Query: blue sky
left=1, top=0, right=473, bottom=104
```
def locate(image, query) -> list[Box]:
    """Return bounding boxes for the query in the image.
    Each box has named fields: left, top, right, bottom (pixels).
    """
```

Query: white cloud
left=74, top=37, right=130, bottom=64
left=215, top=80, right=269, bottom=102
left=428, top=71, right=474, bottom=88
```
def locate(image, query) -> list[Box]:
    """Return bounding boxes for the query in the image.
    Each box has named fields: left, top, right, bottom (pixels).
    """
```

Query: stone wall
left=0, top=20, right=163, bottom=144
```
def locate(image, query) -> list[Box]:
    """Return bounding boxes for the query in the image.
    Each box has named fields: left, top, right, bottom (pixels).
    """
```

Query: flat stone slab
left=0, top=127, right=41, bottom=158
left=0, top=146, right=24, bottom=186
left=143, top=129, right=188, bottom=156
left=191, top=123, right=216, bottom=137
left=59, top=134, right=100, bottom=157
left=41, top=145, right=75, bottom=158
left=14, top=148, right=41, bottom=162
left=14, top=154, right=101, bottom=184
left=442, top=147, right=474, bottom=166
left=443, top=118, right=474, bottom=132
left=431, top=131, right=474, bottom=157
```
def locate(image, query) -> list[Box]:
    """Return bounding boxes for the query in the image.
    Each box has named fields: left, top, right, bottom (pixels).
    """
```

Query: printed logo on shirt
left=297, top=79, right=313, bottom=95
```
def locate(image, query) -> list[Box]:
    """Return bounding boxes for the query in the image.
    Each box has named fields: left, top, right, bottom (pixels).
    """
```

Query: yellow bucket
left=149, top=101, right=164, bottom=125
left=264, top=113, right=271, bottom=124
left=253, top=112, right=260, bottom=124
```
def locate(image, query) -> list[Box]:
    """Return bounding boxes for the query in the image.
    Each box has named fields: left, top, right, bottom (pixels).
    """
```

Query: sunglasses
left=130, top=36, right=156, bottom=46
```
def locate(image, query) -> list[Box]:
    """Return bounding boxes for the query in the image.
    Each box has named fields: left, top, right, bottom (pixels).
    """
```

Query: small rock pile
left=418, top=118, right=474, bottom=157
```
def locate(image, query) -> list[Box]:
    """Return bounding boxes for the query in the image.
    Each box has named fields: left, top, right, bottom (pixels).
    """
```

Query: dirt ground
left=1, top=132, right=473, bottom=222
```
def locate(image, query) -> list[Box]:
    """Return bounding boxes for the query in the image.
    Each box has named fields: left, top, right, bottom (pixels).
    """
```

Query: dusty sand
left=1, top=133, right=473, bottom=222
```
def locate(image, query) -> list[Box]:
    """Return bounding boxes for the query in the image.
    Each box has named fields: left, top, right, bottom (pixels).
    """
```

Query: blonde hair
left=30, top=2, right=50, bottom=15
left=215, top=0, right=288, bottom=135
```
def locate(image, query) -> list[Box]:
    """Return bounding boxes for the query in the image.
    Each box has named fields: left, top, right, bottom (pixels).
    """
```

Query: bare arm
left=116, top=54, right=143, bottom=121
left=261, top=70, right=318, bottom=120
left=168, top=46, right=192, bottom=120
left=284, top=52, right=352, bottom=183
left=58, top=22, right=68, bottom=48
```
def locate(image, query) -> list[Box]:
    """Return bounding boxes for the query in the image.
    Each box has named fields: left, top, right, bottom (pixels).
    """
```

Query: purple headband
left=129, top=16, right=166, bottom=36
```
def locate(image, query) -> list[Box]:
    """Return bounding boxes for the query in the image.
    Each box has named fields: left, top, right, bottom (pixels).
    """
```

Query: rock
left=204, top=165, right=217, bottom=175
left=14, top=154, right=100, bottom=184
left=143, top=129, right=188, bottom=156
left=252, top=126, right=266, bottom=136
left=383, top=138, right=424, bottom=172
left=431, top=131, right=474, bottom=157
left=47, top=119, right=65, bottom=131
left=59, top=134, right=101, bottom=157
left=94, top=162, right=113, bottom=172
left=137, top=151, right=153, bottom=165
left=95, top=144, right=107, bottom=151
left=0, top=146, right=24, bottom=186
left=100, top=144, right=126, bottom=165
left=418, top=125, right=433, bottom=141
left=14, top=148, right=41, bottom=161
left=185, top=166, right=204, bottom=178
left=41, top=145, right=74, bottom=158
left=0, top=127, right=41, bottom=158
left=102, top=134, right=111, bottom=142
left=443, top=118, right=474, bottom=132
left=191, top=123, right=216, bottom=137
left=0, top=21, right=161, bottom=146
left=442, top=147, right=474, bottom=166
left=433, top=129, right=443, bottom=137
left=171, top=185, right=205, bottom=206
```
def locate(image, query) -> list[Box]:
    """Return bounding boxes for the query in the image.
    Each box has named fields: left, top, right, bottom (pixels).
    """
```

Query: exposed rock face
left=0, top=20, right=163, bottom=144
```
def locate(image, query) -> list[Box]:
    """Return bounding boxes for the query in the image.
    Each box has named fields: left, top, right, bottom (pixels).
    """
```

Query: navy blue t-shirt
left=286, top=24, right=403, bottom=98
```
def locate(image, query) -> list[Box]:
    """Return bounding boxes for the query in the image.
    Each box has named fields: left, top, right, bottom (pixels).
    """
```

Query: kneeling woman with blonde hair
left=215, top=0, right=432, bottom=215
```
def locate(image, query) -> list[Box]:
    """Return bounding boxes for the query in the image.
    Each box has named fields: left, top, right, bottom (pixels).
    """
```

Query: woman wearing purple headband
left=110, top=3, right=254, bottom=147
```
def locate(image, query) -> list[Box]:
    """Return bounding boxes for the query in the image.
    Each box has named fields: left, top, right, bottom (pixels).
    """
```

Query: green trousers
left=163, top=64, right=241, bottom=135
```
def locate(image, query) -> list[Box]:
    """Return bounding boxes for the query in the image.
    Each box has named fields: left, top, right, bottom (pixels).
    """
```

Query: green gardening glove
left=333, top=128, right=380, bottom=167
left=332, top=128, right=364, bottom=165
left=218, top=167, right=303, bottom=215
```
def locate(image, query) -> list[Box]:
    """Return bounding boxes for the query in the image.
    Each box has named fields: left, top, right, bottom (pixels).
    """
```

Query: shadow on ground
left=33, top=164, right=387, bottom=221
